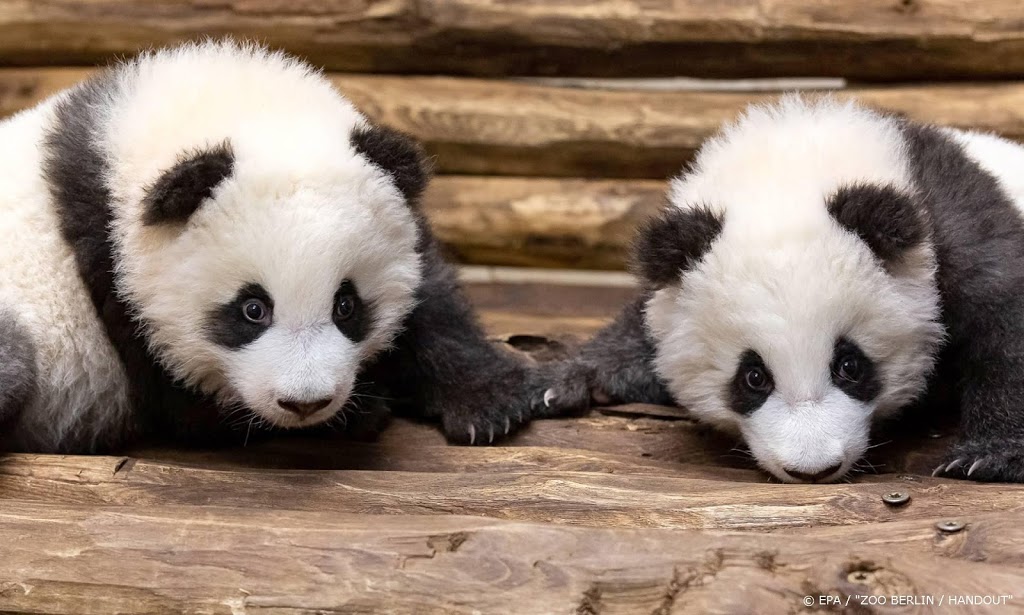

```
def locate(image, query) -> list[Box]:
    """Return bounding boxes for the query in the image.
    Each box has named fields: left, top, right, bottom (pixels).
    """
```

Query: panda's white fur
left=0, top=100, right=133, bottom=451
left=0, top=41, right=422, bottom=451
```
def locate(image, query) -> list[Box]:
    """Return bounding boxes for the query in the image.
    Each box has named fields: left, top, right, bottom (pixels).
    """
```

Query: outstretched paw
left=533, top=360, right=593, bottom=418
left=439, top=363, right=550, bottom=446
left=933, top=437, right=1024, bottom=483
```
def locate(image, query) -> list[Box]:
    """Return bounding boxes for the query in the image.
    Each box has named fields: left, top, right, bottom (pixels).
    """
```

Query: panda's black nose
left=277, top=397, right=333, bottom=417
left=784, top=463, right=843, bottom=483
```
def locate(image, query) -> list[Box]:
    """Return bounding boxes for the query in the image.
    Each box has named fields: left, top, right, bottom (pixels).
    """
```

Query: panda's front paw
left=438, top=363, right=546, bottom=446
left=933, top=437, right=1024, bottom=483
left=533, top=360, right=593, bottom=418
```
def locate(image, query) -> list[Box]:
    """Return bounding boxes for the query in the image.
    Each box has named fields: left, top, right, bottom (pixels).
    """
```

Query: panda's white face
left=646, top=210, right=943, bottom=483
left=638, top=96, right=947, bottom=482
left=115, top=150, right=422, bottom=429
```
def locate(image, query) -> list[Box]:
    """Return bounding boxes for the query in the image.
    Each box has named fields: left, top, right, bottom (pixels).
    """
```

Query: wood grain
left=5, top=69, right=1024, bottom=179
left=1, top=501, right=1022, bottom=614
left=0, top=439, right=1004, bottom=532
left=2, top=1, right=1024, bottom=80
left=427, top=176, right=665, bottom=269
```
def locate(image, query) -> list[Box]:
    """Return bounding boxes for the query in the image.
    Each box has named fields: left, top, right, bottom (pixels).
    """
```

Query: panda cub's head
left=99, top=42, right=426, bottom=428
left=639, top=97, right=944, bottom=483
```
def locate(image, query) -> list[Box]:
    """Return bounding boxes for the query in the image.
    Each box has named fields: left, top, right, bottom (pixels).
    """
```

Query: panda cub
left=0, top=41, right=549, bottom=453
left=547, top=96, right=1024, bottom=483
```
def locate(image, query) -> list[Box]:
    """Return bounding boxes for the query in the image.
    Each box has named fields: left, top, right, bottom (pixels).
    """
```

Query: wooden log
left=1, top=501, right=1023, bottom=614
left=2, top=1, right=1024, bottom=81
left=792, top=511, right=1024, bottom=568
left=427, top=176, right=666, bottom=269
left=5, top=69, right=1024, bottom=179
left=0, top=443, right=1009, bottom=531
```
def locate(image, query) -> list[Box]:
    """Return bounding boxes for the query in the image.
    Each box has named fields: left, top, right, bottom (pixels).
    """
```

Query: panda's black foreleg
left=0, top=311, right=37, bottom=433
left=539, top=294, right=675, bottom=417
left=934, top=345, right=1024, bottom=483
left=368, top=233, right=557, bottom=445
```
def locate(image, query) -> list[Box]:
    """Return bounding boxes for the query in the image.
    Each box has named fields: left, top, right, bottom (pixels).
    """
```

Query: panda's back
left=0, top=99, right=131, bottom=452
left=944, top=128, right=1024, bottom=215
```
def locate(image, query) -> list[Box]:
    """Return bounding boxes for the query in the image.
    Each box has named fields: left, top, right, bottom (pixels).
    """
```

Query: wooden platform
left=2, top=283, right=1023, bottom=614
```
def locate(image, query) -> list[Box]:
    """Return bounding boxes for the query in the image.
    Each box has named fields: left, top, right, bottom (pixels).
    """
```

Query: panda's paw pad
left=934, top=438, right=1024, bottom=483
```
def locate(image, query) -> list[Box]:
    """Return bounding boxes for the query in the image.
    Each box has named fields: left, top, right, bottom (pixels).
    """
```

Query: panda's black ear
left=632, top=205, right=724, bottom=288
left=827, top=184, right=924, bottom=264
left=350, top=123, right=433, bottom=203
left=143, top=142, right=234, bottom=226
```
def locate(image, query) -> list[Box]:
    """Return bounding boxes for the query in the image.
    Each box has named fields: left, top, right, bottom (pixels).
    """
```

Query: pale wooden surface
left=2, top=503, right=1023, bottom=614
left=1, top=1, right=1024, bottom=80
left=1, top=284, right=1021, bottom=614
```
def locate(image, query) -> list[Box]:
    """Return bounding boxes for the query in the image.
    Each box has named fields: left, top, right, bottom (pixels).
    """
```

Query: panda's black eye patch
left=333, top=280, right=372, bottom=343
left=206, top=283, right=274, bottom=349
left=831, top=338, right=881, bottom=402
left=728, top=350, right=774, bottom=415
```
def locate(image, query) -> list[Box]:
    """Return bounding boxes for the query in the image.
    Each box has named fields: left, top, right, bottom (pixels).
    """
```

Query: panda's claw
left=543, top=388, right=557, bottom=408
left=936, top=436, right=1024, bottom=482
left=504, top=417, right=511, bottom=435
left=487, top=426, right=494, bottom=444
left=468, top=424, right=476, bottom=446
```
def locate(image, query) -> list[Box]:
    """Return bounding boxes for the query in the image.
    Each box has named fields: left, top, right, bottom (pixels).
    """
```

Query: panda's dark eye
left=729, top=349, right=774, bottom=415
left=334, top=281, right=359, bottom=322
left=835, top=355, right=862, bottom=382
left=242, top=298, right=270, bottom=324
left=830, top=338, right=880, bottom=402
left=743, top=367, right=771, bottom=392
left=335, top=293, right=356, bottom=321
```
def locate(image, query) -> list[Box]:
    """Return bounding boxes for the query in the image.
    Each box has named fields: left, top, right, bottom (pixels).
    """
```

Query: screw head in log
left=882, top=491, right=910, bottom=506
left=936, top=520, right=965, bottom=533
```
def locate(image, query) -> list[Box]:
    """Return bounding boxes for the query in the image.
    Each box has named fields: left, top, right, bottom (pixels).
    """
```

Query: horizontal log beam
left=2, top=501, right=1021, bottom=613
left=0, top=438, right=1006, bottom=532
left=4, top=69, right=1024, bottom=179
left=426, top=176, right=665, bottom=269
left=2, top=1, right=1024, bottom=80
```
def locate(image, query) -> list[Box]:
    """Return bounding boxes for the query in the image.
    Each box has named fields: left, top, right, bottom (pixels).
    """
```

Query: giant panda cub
left=546, top=96, right=1024, bottom=483
left=0, top=41, right=550, bottom=453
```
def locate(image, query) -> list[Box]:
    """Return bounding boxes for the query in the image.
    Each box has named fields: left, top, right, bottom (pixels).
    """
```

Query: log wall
left=1, top=1, right=1024, bottom=80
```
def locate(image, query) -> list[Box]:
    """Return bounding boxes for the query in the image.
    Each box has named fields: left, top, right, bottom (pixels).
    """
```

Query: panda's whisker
left=243, top=415, right=255, bottom=447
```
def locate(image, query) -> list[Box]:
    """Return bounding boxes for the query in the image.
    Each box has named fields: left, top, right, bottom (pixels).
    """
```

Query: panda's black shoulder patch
left=632, top=205, right=724, bottom=288
left=143, top=142, right=234, bottom=226
left=350, top=123, right=432, bottom=203
left=43, top=76, right=120, bottom=307
left=43, top=71, right=223, bottom=444
left=827, top=183, right=924, bottom=264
